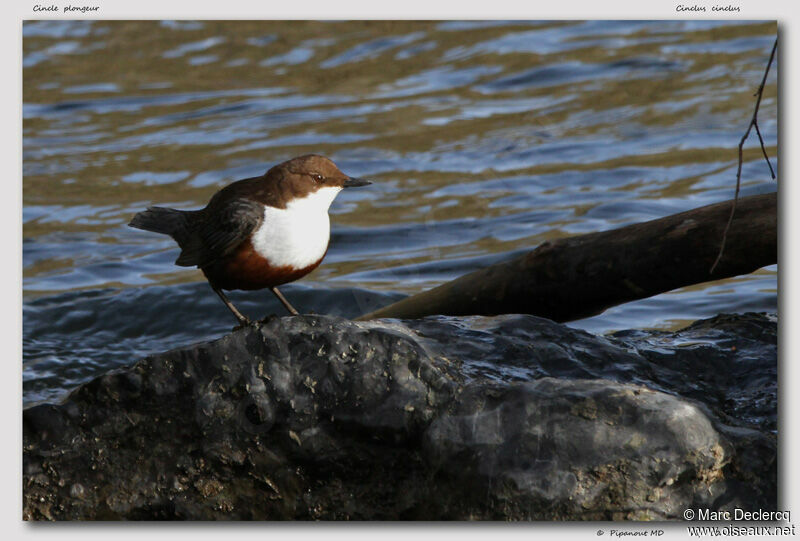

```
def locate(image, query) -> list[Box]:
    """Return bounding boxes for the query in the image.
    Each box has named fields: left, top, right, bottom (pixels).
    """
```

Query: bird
left=129, top=154, right=371, bottom=325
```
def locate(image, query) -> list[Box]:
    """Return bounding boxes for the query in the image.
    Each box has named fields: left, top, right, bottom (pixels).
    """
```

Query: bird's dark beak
left=343, top=177, right=371, bottom=188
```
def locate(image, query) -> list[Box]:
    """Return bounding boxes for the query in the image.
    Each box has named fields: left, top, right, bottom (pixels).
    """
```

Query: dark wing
left=174, top=198, right=263, bottom=268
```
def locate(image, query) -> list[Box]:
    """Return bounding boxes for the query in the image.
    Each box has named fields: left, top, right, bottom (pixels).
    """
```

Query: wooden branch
left=710, top=38, right=777, bottom=274
left=356, top=192, right=776, bottom=322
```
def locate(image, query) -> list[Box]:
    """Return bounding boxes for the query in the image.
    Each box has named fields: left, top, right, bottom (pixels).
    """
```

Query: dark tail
left=130, top=207, right=206, bottom=267
left=129, top=206, right=186, bottom=235
left=130, top=205, right=202, bottom=246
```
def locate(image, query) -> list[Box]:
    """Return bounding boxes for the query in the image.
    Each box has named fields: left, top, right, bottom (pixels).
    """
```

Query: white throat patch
left=251, top=186, right=342, bottom=269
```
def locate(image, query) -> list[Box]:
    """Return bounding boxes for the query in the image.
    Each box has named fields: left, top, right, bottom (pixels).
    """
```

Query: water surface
left=23, top=20, right=778, bottom=405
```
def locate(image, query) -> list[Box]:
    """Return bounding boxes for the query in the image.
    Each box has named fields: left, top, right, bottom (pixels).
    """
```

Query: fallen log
left=356, top=192, right=777, bottom=322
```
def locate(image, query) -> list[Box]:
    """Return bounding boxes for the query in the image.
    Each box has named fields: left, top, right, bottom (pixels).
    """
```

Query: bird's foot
left=259, top=313, right=279, bottom=324
left=231, top=317, right=256, bottom=331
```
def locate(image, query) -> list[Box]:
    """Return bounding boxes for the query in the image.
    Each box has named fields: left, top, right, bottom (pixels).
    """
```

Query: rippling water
left=23, top=20, right=778, bottom=405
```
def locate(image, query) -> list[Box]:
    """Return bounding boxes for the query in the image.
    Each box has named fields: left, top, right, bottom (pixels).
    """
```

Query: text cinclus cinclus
left=129, top=154, right=371, bottom=325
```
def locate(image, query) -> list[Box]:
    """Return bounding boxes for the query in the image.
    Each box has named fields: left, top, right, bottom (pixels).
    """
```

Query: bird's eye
left=312, top=174, right=324, bottom=182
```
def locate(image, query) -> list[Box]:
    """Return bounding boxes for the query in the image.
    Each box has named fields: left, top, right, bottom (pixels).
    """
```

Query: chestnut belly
left=202, top=239, right=326, bottom=291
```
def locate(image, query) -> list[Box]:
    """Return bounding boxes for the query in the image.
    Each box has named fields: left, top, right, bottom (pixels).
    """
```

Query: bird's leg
left=210, top=284, right=252, bottom=326
left=270, top=286, right=300, bottom=315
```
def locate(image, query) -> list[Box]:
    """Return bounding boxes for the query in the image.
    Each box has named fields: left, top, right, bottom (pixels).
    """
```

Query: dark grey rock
left=23, top=313, right=776, bottom=520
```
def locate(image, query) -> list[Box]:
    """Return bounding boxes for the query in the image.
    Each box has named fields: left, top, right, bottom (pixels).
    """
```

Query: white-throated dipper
left=129, top=154, right=371, bottom=325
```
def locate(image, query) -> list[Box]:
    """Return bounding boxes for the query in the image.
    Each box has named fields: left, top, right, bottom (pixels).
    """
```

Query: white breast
left=251, top=186, right=342, bottom=269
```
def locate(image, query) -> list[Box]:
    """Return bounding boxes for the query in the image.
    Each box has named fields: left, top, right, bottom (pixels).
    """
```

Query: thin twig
left=710, top=38, right=777, bottom=275
left=754, top=122, right=776, bottom=179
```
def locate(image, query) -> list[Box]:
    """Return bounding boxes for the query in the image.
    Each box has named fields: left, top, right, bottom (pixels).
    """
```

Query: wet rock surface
left=23, top=312, right=776, bottom=520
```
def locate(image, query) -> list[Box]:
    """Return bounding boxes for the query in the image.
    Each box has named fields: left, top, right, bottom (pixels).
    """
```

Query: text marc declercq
left=696, top=509, right=790, bottom=521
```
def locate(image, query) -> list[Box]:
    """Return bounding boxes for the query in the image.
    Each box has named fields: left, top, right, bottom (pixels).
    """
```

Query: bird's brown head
left=266, top=154, right=371, bottom=200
